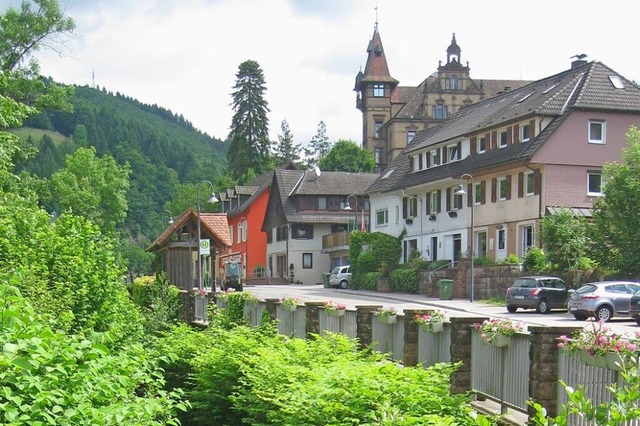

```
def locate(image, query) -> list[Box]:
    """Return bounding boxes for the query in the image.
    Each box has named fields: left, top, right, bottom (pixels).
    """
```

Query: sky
left=4, top=0, right=640, bottom=147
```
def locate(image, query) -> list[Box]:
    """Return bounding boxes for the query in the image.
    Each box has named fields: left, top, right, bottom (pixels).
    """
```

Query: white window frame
left=520, top=124, right=530, bottom=142
left=447, top=144, right=459, bottom=162
left=587, top=171, right=603, bottom=196
left=431, top=150, right=440, bottom=166
left=430, top=191, right=439, bottom=213
left=589, top=120, right=606, bottom=144
left=452, top=187, right=463, bottom=210
left=477, top=136, right=486, bottom=153
left=374, top=120, right=383, bottom=138
left=375, top=209, right=388, bottom=226
left=498, top=130, right=508, bottom=148
left=474, top=182, right=482, bottom=205
left=525, top=172, right=535, bottom=196
left=498, top=177, right=508, bottom=201
left=373, top=84, right=384, bottom=97
left=407, top=130, right=416, bottom=144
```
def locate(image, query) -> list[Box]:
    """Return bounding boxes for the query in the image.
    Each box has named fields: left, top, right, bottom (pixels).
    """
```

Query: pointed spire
left=359, top=27, right=398, bottom=87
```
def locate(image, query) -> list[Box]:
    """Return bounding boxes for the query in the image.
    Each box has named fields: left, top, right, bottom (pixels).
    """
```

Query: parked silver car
left=329, top=265, right=351, bottom=289
left=567, top=281, right=640, bottom=322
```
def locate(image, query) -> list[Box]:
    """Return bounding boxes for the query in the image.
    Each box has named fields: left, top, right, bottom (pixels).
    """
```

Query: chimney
left=571, top=54, right=587, bottom=69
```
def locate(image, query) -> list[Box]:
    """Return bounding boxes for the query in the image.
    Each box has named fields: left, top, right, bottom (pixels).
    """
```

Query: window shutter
left=506, top=127, right=513, bottom=145
left=491, top=131, right=497, bottom=150
left=436, top=190, right=442, bottom=212
left=402, top=197, right=408, bottom=219
left=514, top=124, right=520, bottom=142
left=491, top=178, right=497, bottom=203
left=442, top=147, right=448, bottom=164
left=409, top=156, right=414, bottom=172
left=518, top=172, right=524, bottom=198
left=467, top=183, right=472, bottom=207
left=506, top=175, right=512, bottom=200
left=456, top=141, right=462, bottom=160
left=470, top=136, right=477, bottom=155
left=425, top=192, right=431, bottom=214
left=534, top=170, right=542, bottom=195
left=529, top=119, right=536, bottom=139
left=481, top=181, right=487, bottom=204
left=446, top=188, right=451, bottom=211
left=426, top=153, right=431, bottom=168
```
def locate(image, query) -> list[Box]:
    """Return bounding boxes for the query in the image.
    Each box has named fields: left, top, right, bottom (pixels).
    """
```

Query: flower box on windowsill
left=377, top=314, right=397, bottom=325
left=326, top=309, right=345, bottom=317
left=428, top=214, right=437, bottom=221
left=448, top=211, right=457, bottom=218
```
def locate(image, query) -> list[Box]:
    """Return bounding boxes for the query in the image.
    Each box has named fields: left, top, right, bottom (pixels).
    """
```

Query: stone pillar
left=450, top=316, right=488, bottom=394
left=305, top=302, right=324, bottom=339
left=455, top=258, right=470, bottom=299
left=528, top=326, right=581, bottom=418
left=403, top=309, right=424, bottom=366
left=264, top=298, right=280, bottom=322
left=356, top=305, right=382, bottom=350
left=178, top=290, right=191, bottom=323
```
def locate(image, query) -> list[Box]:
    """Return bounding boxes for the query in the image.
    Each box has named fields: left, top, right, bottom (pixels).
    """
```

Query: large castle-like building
left=355, top=26, right=530, bottom=171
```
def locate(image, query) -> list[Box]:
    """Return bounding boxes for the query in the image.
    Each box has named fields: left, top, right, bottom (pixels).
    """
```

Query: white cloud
left=28, top=0, right=640, bottom=148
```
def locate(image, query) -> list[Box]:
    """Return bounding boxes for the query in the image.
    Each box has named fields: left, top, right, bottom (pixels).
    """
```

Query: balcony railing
left=322, top=231, right=350, bottom=251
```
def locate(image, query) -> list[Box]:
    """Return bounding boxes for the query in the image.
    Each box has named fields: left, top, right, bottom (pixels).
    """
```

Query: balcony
left=322, top=231, right=351, bottom=253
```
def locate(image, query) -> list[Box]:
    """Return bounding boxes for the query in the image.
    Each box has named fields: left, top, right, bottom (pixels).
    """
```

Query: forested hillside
left=15, top=82, right=228, bottom=241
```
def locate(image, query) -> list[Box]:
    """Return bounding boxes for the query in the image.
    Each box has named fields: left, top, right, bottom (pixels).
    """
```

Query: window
left=589, top=120, right=605, bottom=144
left=375, top=209, right=388, bottom=226
left=521, top=225, right=534, bottom=256
left=520, top=124, right=530, bottom=142
left=266, top=229, right=273, bottom=244
left=498, top=229, right=506, bottom=250
left=373, top=83, right=384, bottom=97
left=318, top=197, right=327, bottom=210
left=588, top=171, right=603, bottom=196
left=474, top=182, right=482, bottom=205
left=302, top=253, right=313, bottom=269
left=452, top=187, right=463, bottom=210
left=403, top=197, right=418, bottom=218
left=237, top=223, right=243, bottom=243
left=374, top=148, right=382, bottom=165
left=498, top=131, right=508, bottom=148
left=525, top=172, right=535, bottom=196
left=431, top=150, right=440, bottom=166
left=331, top=224, right=347, bottom=233
left=276, top=225, right=288, bottom=241
left=476, top=231, right=487, bottom=257
left=498, top=177, right=508, bottom=201
left=447, top=144, right=459, bottom=161
left=374, top=120, right=383, bottom=138
left=403, top=239, right=418, bottom=263
left=477, top=136, right=486, bottom=153
left=430, top=191, right=441, bottom=213
left=433, top=104, right=448, bottom=119
left=229, top=226, right=234, bottom=245
left=451, top=75, right=459, bottom=89
left=407, top=130, right=416, bottom=144
left=292, top=224, right=313, bottom=239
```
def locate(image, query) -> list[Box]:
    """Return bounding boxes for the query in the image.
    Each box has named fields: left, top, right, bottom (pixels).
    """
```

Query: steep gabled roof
left=147, top=208, right=231, bottom=252
left=359, top=28, right=398, bottom=87
left=368, top=61, right=640, bottom=194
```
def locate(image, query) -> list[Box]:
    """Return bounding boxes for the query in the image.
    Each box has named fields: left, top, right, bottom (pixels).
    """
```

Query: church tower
left=354, top=23, right=398, bottom=170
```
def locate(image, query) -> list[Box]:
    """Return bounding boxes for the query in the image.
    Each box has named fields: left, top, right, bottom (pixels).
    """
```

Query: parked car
left=567, top=281, right=640, bottom=322
left=330, top=265, right=351, bottom=289
left=505, top=276, right=569, bottom=314
left=629, top=289, right=640, bottom=325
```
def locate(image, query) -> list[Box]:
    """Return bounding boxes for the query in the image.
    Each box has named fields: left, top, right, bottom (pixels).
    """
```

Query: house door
left=521, top=225, right=534, bottom=257
left=431, top=237, right=438, bottom=261
left=276, top=254, right=287, bottom=278
left=496, top=228, right=507, bottom=261
left=453, top=234, right=461, bottom=264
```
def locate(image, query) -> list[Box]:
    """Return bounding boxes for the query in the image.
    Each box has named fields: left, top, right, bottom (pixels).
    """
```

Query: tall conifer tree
left=227, top=60, right=271, bottom=183
left=273, top=119, right=301, bottom=166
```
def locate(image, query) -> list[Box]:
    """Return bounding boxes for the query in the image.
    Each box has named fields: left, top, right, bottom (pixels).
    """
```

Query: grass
left=10, top=127, right=69, bottom=145
left=480, top=295, right=506, bottom=306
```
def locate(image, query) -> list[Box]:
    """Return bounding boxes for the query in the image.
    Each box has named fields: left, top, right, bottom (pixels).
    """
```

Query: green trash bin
left=437, top=279, right=453, bottom=300
left=322, top=272, right=331, bottom=288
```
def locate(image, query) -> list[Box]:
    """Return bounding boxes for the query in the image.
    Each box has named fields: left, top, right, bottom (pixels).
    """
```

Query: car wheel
left=507, top=305, right=518, bottom=313
left=573, top=312, right=588, bottom=321
left=536, top=299, right=549, bottom=314
left=339, top=280, right=349, bottom=289
left=595, top=305, right=613, bottom=322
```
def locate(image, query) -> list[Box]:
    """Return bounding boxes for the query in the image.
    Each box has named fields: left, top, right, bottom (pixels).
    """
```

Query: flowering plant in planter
left=475, top=318, right=525, bottom=345
left=374, top=306, right=397, bottom=318
left=281, top=297, right=300, bottom=308
left=413, top=310, right=447, bottom=325
left=557, top=322, right=639, bottom=361
left=196, top=288, right=207, bottom=298
left=323, top=300, right=346, bottom=312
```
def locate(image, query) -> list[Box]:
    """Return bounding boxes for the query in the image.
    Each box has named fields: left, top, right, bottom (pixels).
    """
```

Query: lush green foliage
left=589, top=126, right=640, bottom=278
left=390, top=267, right=419, bottom=293
left=228, top=59, right=272, bottom=183
left=540, top=208, right=589, bottom=270
left=132, top=273, right=181, bottom=336
left=319, top=139, right=375, bottom=172
left=522, top=247, right=549, bottom=273
left=159, top=317, right=484, bottom=426
left=352, top=271, right=382, bottom=290
left=0, top=281, right=187, bottom=425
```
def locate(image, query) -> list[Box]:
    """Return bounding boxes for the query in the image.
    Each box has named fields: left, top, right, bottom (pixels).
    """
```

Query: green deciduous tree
left=303, top=120, right=331, bottom=167
left=272, top=118, right=301, bottom=166
left=319, top=139, right=375, bottom=172
left=49, top=146, right=131, bottom=233
left=227, top=59, right=271, bottom=183
left=540, top=208, right=589, bottom=271
left=589, top=125, right=640, bottom=278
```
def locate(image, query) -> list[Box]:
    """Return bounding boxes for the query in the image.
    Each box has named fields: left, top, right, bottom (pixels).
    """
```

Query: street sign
left=199, top=239, right=210, bottom=256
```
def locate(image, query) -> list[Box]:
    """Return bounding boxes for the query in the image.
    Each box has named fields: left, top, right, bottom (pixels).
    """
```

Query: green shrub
left=473, top=256, right=494, bottom=266
left=523, top=247, right=548, bottom=273
left=503, top=253, right=521, bottom=264
left=430, top=259, right=452, bottom=270
left=355, top=250, right=378, bottom=273
left=390, top=268, right=419, bottom=293
left=357, top=271, right=382, bottom=290
left=132, top=275, right=156, bottom=307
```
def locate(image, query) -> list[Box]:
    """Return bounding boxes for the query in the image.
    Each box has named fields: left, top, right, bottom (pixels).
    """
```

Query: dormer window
left=520, top=124, right=530, bottom=142
left=373, top=84, right=384, bottom=97
left=447, top=144, right=460, bottom=162
left=477, top=136, right=486, bottom=153
left=431, top=150, right=440, bottom=166
left=498, top=130, right=508, bottom=148
left=433, top=104, right=448, bottom=120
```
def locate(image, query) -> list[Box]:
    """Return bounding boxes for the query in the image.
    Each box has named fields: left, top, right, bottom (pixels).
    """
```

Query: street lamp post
left=240, top=217, right=248, bottom=278
left=455, top=174, right=475, bottom=303
left=197, top=180, right=218, bottom=291
left=342, top=194, right=358, bottom=231
left=161, top=209, right=174, bottom=230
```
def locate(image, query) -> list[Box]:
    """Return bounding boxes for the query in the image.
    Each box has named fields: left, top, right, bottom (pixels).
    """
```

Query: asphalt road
left=243, top=283, right=640, bottom=337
